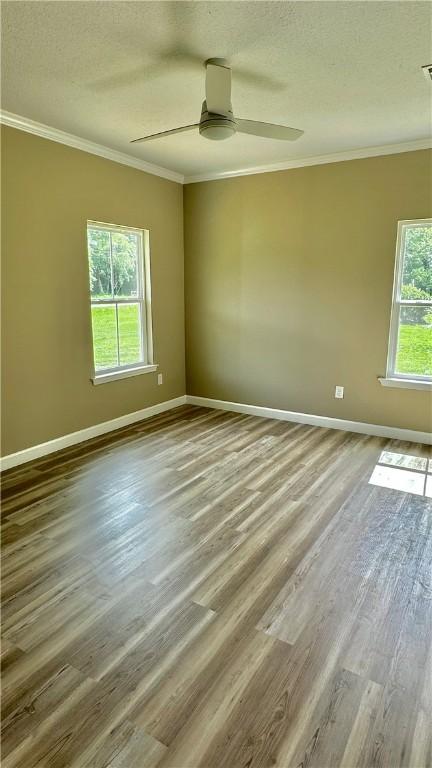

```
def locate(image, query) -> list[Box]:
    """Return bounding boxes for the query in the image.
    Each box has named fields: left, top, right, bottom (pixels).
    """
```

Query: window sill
left=92, top=364, right=158, bottom=385
left=378, top=377, right=432, bottom=391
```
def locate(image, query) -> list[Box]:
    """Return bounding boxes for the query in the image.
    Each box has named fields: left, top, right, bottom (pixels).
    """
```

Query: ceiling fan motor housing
left=199, top=100, right=236, bottom=141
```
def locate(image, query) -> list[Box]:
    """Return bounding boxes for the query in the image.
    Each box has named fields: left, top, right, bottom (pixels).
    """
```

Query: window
left=87, top=221, right=154, bottom=383
left=381, top=219, right=432, bottom=388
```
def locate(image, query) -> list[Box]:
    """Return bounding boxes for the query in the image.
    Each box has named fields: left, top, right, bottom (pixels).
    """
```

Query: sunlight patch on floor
left=369, top=451, right=431, bottom=498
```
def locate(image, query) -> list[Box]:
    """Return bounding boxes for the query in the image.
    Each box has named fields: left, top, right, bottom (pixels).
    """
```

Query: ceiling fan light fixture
left=131, top=60, right=303, bottom=145
left=199, top=119, right=236, bottom=141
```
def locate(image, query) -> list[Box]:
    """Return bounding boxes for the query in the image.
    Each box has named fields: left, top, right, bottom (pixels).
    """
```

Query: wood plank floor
left=1, top=405, right=431, bottom=768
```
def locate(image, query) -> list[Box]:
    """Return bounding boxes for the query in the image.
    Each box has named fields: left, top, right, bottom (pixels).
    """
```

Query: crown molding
left=183, top=138, right=432, bottom=184
left=0, top=110, right=184, bottom=184
left=1, top=110, right=430, bottom=186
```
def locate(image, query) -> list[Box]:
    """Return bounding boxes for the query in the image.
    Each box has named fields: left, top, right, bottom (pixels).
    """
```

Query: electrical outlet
left=335, top=385, right=344, bottom=399
left=157, top=373, right=163, bottom=386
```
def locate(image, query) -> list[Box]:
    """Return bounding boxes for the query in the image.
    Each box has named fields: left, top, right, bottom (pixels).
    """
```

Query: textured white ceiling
left=2, top=1, right=431, bottom=177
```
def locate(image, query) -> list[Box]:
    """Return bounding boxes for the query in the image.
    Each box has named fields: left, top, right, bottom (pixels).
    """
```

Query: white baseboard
left=186, top=395, right=432, bottom=445
left=0, top=396, right=187, bottom=471
left=2, top=392, right=430, bottom=471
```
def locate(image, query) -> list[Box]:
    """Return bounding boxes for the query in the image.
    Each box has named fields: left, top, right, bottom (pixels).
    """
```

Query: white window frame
left=87, top=220, right=156, bottom=384
left=380, top=218, right=432, bottom=390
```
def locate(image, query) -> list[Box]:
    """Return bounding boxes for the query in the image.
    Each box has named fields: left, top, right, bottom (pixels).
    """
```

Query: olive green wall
left=2, top=131, right=431, bottom=457
left=184, top=150, right=431, bottom=433
left=1, top=126, right=185, bottom=455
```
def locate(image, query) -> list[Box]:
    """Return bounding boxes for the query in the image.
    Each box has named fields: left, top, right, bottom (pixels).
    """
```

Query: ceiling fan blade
left=236, top=119, right=303, bottom=141
left=205, top=62, right=231, bottom=116
left=131, top=123, right=199, bottom=144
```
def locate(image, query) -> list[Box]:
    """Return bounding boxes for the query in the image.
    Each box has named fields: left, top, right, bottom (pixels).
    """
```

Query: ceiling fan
left=131, top=59, right=304, bottom=144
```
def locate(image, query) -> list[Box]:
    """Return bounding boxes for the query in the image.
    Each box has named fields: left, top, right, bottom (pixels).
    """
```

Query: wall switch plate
left=157, top=373, right=163, bottom=385
left=335, top=385, right=344, bottom=399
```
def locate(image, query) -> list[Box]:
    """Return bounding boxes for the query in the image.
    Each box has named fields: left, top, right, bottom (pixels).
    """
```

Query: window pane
left=91, top=304, right=118, bottom=370
left=401, top=225, right=432, bottom=299
left=88, top=228, right=112, bottom=299
left=395, top=305, right=432, bottom=376
left=112, top=232, right=139, bottom=298
left=118, top=303, right=143, bottom=365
